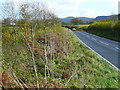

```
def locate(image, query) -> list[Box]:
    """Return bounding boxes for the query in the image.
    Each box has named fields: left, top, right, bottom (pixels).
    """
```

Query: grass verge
left=68, top=30, right=119, bottom=88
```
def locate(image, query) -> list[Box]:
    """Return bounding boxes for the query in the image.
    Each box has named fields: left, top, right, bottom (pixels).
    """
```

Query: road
left=73, top=31, right=120, bottom=70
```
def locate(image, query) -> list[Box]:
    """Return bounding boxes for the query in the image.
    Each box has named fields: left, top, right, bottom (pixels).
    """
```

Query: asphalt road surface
left=73, top=31, right=120, bottom=70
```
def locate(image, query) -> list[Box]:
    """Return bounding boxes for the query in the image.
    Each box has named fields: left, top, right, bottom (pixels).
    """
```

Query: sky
left=0, top=0, right=120, bottom=18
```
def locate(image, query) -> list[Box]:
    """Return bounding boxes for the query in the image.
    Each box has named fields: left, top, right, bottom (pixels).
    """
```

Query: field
left=74, top=24, right=90, bottom=27
left=62, top=24, right=90, bottom=30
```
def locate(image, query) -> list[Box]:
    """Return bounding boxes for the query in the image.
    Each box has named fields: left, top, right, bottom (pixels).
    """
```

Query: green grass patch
left=68, top=31, right=119, bottom=88
left=74, top=24, right=90, bottom=27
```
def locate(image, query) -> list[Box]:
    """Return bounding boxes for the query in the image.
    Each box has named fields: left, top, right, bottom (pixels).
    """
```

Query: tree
left=2, top=2, right=71, bottom=88
left=70, top=18, right=82, bottom=25
left=118, top=14, right=120, bottom=21
left=18, top=3, right=61, bottom=88
left=1, top=2, right=18, bottom=23
left=3, top=18, right=11, bottom=25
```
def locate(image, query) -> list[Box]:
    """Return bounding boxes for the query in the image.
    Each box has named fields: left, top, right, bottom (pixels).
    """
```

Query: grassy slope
left=2, top=25, right=119, bottom=88
left=68, top=31, right=119, bottom=88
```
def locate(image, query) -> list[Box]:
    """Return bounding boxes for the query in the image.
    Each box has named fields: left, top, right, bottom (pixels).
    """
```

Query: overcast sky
left=0, top=0, right=119, bottom=18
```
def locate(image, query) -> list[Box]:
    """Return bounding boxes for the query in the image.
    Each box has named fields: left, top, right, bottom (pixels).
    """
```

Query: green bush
left=113, top=21, right=120, bottom=41
left=87, top=21, right=120, bottom=41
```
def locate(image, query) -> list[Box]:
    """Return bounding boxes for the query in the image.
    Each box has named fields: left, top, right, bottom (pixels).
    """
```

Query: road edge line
left=73, top=31, right=120, bottom=72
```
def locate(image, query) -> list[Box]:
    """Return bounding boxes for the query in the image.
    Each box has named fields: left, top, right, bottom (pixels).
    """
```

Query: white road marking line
left=74, top=34, right=120, bottom=72
left=91, top=38, right=96, bottom=41
left=73, top=32, right=120, bottom=72
left=115, top=47, right=120, bottom=50
left=99, top=41, right=109, bottom=45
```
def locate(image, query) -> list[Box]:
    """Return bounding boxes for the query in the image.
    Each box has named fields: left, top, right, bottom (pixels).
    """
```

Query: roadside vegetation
left=62, top=24, right=89, bottom=31
left=63, top=19, right=120, bottom=42
left=86, top=20, right=120, bottom=42
left=1, top=2, right=119, bottom=88
left=61, top=18, right=89, bottom=30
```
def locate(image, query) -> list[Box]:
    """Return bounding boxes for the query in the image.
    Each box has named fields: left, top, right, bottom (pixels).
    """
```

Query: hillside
left=59, top=15, right=118, bottom=23
left=94, top=15, right=118, bottom=21
left=60, top=17, right=93, bottom=23
left=60, top=16, right=74, bottom=23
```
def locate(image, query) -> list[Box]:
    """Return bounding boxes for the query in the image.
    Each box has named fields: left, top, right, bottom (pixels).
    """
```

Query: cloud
left=1, top=0, right=119, bottom=18
left=80, top=10, right=112, bottom=18
left=2, top=0, right=23, bottom=3
left=41, top=0, right=84, bottom=17
left=118, top=1, right=120, bottom=14
left=12, top=0, right=23, bottom=3
left=62, top=0, right=87, bottom=4
left=42, top=0, right=120, bottom=18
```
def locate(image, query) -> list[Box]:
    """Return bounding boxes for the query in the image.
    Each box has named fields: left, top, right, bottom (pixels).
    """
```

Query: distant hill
left=60, top=16, right=94, bottom=23
left=78, top=17, right=94, bottom=23
left=60, top=16, right=74, bottom=23
left=59, top=15, right=118, bottom=23
left=94, top=16, right=110, bottom=21
left=94, top=15, right=118, bottom=21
